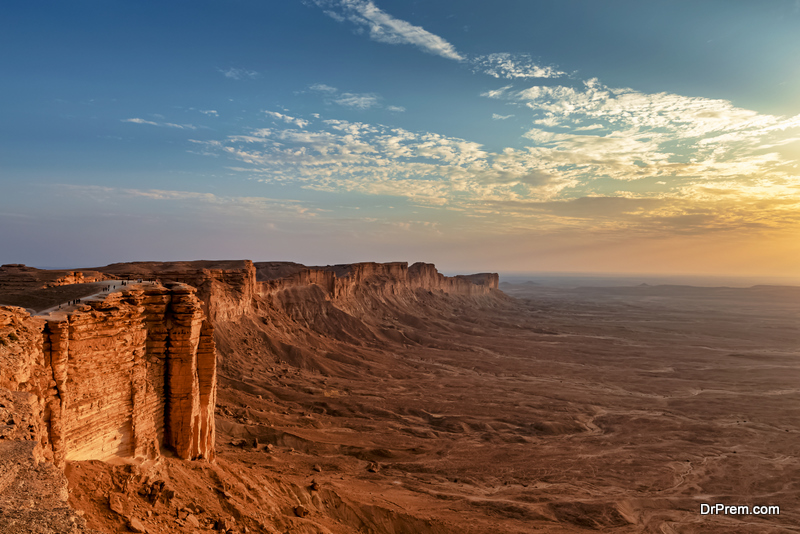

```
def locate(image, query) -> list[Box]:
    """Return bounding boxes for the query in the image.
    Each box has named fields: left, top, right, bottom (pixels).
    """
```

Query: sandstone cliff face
left=258, top=261, right=499, bottom=302
left=0, top=283, right=216, bottom=468
left=0, top=308, right=51, bottom=463
left=1, top=259, right=496, bottom=468
left=1, top=259, right=503, bottom=533
left=96, top=260, right=256, bottom=323
left=93, top=260, right=498, bottom=325
left=0, top=308, right=98, bottom=532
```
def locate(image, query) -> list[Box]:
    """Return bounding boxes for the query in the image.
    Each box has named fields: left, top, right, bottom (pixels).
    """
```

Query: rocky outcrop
left=0, top=264, right=110, bottom=295
left=95, top=260, right=256, bottom=323
left=0, top=389, right=98, bottom=534
left=0, top=283, right=216, bottom=468
left=0, top=309, right=98, bottom=533
left=45, top=270, right=109, bottom=288
left=0, top=308, right=51, bottom=463
left=161, top=285, right=217, bottom=460
left=258, top=261, right=499, bottom=301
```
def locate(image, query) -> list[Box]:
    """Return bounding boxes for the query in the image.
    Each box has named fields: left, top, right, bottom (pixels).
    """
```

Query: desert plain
left=1, top=262, right=799, bottom=533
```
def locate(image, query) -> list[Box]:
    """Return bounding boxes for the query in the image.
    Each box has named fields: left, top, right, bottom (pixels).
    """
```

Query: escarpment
left=258, top=261, right=499, bottom=301
left=1, top=259, right=503, bottom=533
left=0, top=263, right=111, bottom=296
left=0, top=258, right=497, bottom=469
left=94, top=260, right=256, bottom=322
left=1, top=260, right=498, bottom=465
left=1, top=283, right=216, bottom=468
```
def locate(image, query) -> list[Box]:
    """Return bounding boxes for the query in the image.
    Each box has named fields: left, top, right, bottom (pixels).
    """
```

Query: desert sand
left=1, top=262, right=798, bottom=533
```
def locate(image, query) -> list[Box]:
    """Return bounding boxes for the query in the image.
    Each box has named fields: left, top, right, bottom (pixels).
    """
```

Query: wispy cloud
left=54, top=184, right=321, bottom=219
left=199, top=109, right=218, bottom=117
left=122, top=118, right=159, bottom=126
left=122, top=118, right=197, bottom=130
left=311, top=0, right=464, bottom=61
left=480, top=85, right=513, bottom=99
left=307, top=83, right=403, bottom=112
left=263, top=110, right=309, bottom=128
left=334, top=92, right=380, bottom=109
left=189, top=91, right=800, bottom=235
left=218, top=67, right=260, bottom=80
left=492, top=113, right=514, bottom=120
left=308, top=2, right=570, bottom=83
left=309, top=83, right=338, bottom=93
left=474, top=53, right=564, bottom=79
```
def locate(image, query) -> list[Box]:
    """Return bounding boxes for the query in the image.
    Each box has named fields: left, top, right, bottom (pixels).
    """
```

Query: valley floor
left=69, top=283, right=800, bottom=533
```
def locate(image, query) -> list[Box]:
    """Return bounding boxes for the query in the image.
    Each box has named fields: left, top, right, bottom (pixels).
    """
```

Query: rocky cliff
left=94, top=260, right=256, bottom=323
left=258, top=261, right=499, bottom=300
left=0, top=259, right=503, bottom=533
left=0, top=263, right=110, bottom=295
left=0, top=259, right=497, bottom=467
left=0, top=282, right=216, bottom=468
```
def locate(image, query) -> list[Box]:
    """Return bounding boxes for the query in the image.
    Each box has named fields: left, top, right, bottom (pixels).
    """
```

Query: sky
left=2, top=0, right=799, bottom=278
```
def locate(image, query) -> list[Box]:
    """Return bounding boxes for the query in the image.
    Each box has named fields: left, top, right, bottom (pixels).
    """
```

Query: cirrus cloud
left=311, top=0, right=464, bottom=61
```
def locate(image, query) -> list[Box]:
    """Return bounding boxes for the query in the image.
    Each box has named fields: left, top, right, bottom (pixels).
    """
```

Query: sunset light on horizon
left=2, top=1, right=799, bottom=279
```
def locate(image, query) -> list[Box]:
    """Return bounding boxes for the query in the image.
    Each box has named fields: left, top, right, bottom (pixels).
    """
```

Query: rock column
left=164, top=284, right=215, bottom=460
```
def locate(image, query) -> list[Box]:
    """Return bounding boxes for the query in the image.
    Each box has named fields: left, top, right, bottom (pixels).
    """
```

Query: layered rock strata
left=0, top=309, right=98, bottom=532
left=258, top=261, right=499, bottom=300
left=95, top=260, right=256, bottom=323
left=0, top=264, right=109, bottom=294
left=0, top=282, right=216, bottom=469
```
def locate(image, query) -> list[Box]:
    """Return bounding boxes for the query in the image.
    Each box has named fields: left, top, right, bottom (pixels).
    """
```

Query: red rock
left=294, top=505, right=309, bottom=517
left=108, top=492, right=126, bottom=515
left=185, top=513, right=200, bottom=528
left=0, top=283, right=217, bottom=469
left=128, top=517, right=146, bottom=533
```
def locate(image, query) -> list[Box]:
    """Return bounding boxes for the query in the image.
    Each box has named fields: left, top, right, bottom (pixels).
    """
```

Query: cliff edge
left=0, top=259, right=503, bottom=533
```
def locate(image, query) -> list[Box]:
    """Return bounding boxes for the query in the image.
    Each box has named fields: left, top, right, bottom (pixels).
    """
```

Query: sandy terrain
left=4, top=265, right=798, bottom=532
left=195, top=281, right=800, bottom=532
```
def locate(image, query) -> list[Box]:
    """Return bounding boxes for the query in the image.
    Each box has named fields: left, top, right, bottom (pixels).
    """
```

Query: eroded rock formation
left=94, top=260, right=256, bottom=322
left=0, top=259, right=502, bottom=533
left=1, top=282, right=216, bottom=469
left=258, top=261, right=499, bottom=301
left=0, top=264, right=109, bottom=294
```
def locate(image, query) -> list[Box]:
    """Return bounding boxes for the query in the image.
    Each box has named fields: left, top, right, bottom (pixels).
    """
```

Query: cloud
left=480, top=85, right=513, bottom=100
left=308, top=83, right=403, bottom=111
left=219, top=67, right=260, bottom=80
left=263, top=110, right=309, bottom=128
left=122, top=118, right=197, bottom=130
left=193, top=113, right=578, bottom=206
left=334, top=92, right=380, bottom=109
left=309, top=83, right=338, bottom=93
left=322, top=9, right=346, bottom=22
left=479, top=77, right=800, bottom=187
left=492, top=113, right=514, bottom=120
left=311, top=0, right=464, bottom=61
left=122, top=118, right=159, bottom=126
left=474, top=53, right=565, bottom=79
left=55, top=184, right=321, bottom=219
left=200, top=109, right=218, bottom=117
left=187, top=94, right=800, bottom=238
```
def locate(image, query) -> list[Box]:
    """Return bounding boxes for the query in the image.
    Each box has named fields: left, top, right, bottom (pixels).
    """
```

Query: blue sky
left=2, top=1, right=799, bottom=276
